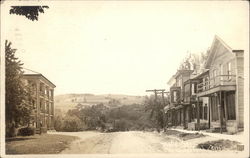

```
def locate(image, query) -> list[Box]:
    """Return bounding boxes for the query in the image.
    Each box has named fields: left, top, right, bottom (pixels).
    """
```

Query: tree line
left=54, top=100, right=163, bottom=132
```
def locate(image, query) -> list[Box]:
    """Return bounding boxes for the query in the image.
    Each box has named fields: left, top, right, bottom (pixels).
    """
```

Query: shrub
left=62, top=115, right=83, bottom=132
left=18, top=127, right=35, bottom=136
left=114, top=119, right=128, bottom=131
left=54, top=115, right=64, bottom=131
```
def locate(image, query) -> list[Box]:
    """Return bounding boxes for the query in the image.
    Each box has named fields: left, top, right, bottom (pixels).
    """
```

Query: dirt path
left=50, top=131, right=240, bottom=154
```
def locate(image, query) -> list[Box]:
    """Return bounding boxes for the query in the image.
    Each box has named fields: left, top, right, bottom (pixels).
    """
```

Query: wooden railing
left=197, top=75, right=236, bottom=92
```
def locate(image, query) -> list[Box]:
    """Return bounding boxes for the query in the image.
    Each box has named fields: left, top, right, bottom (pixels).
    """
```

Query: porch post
left=197, top=97, right=200, bottom=131
left=218, top=91, right=223, bottom=133
left=183, top=106, right=186, bottom=128
left=208, top=97, right=211, bottom=129
left=223, top=91, right=228, bottom=121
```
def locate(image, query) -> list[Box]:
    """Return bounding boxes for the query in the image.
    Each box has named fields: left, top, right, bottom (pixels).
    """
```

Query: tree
left=144, top=95, right=165, bottom=129
left=9, top=6, right=49, bottom=21
left=108, top=99, right=121, bottom=107
left=5, top=40, right=33, bottom=137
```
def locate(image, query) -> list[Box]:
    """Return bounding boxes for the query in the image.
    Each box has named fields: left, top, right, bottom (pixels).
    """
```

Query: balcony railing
left=197, top=75, right=236, bottom=92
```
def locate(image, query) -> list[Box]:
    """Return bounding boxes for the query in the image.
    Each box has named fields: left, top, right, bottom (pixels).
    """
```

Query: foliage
left=114, top=119, right=129, bottom=131
left=108, top=99, right=121, bottom=107
left=59, top=102, right=156, bottom=132
left=5, top=40, right=33, bottom=137
left=54, top=115, right=64, bottom=132
left=62, top=115, right=84, bottom=132
left=78, top=103, right=107, bottom=130
left=54, top=114, right=85, bottom=132
left=9, top=6, right=49, bottom=21
left=18, top=127, right=36, bottom=136
left=144, top=95, right=167, bottom=128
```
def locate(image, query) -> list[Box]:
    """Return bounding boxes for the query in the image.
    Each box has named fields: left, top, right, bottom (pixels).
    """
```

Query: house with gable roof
left=193, top=35, right=244, bottom=133
left=166, top=35, right=245, bottom=134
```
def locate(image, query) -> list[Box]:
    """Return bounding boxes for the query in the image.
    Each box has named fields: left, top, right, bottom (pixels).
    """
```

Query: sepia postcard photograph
left=0, top=1, right=249, bottom=158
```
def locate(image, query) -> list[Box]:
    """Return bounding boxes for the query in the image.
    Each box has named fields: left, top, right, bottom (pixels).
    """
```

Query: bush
left=62, top=115, right=84, bottom=132
left=18, top=127, right=35, bottom=136
left=114, top=119, right=129, bottom=131
left=54, top=115, right=64, bottom=131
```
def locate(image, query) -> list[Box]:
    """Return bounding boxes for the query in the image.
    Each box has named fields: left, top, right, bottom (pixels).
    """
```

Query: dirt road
left=50, top=131, right=237, bottom=154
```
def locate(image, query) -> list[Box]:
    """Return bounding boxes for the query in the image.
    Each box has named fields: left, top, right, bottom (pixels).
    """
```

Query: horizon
left=54, top=92, right=148, bottom=97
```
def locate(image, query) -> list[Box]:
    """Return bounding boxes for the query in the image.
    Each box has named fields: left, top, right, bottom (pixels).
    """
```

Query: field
left=55, top=93, right=145, bottom=114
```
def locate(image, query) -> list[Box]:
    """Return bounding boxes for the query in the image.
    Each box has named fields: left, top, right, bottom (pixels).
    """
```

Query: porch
left=197, top=75, right=236, bottom=97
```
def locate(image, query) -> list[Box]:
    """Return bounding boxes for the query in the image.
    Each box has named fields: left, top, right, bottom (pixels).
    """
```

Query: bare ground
left=50, top=131, right=243, bottom=154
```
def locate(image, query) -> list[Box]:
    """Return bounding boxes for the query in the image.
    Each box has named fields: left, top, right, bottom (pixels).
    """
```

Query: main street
left=50, top=131, right=237, bottom=154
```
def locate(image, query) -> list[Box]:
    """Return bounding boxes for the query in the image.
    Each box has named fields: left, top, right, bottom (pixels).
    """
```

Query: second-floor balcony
left=197, top=75, right=236, bottom=97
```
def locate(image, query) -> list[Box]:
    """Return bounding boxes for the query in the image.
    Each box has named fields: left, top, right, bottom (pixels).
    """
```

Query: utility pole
left=146, top=89, right=166, bottom=130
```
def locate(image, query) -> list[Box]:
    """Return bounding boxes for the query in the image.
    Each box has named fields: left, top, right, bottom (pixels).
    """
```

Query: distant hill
left=54, top=93, right=146, bottom=114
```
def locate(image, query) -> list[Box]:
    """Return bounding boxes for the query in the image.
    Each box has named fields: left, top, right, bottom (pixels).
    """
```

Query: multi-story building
left=166, top=69, right=193, bottom=128
left=22, top=69, right=56, bottom=133
left=184, top=70, right=209, bottom=130
left=195, top=36, right=244, bottom=134
left=166, top=35, right=244, bottom=134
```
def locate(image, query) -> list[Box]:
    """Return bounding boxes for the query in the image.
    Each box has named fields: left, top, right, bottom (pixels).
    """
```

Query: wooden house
left=195, top=35, right=244, bottom=133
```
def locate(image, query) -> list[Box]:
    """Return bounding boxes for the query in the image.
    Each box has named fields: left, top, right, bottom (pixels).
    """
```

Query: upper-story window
left=40, top=83, right=44, bottom=95
left=50, top=90, right=53, bottom=98
left=205, top=76, right=209, bottom=89
left=179, top=79, right=182, bottom=89
left=220, top=64, right=224, bottom=81
left=220, top=64, right=223, bottom=75
left=191, top=83, right=197, bottom=95
left=227, top=62, right=232, bottom=79
left=173, top=91, right=177, bottom=102
left=40, top=99, right=43, bottom=111
left=213, top=69, right=217, bottom=78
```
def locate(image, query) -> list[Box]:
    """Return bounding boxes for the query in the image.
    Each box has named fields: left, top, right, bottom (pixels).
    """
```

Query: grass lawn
left=6, top=134, right=78, bottom=154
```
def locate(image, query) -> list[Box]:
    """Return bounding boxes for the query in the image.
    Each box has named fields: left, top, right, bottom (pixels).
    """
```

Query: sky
left=1, top=1, right=249, bottom=96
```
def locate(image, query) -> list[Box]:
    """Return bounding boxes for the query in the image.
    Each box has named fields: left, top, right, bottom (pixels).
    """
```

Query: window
left=173, top=91, right=177, bottom=102
left=220, top=64, right=223, bottom=75
left=227, top=62, right=232, bottom=79
left=40, top=100, right=43, bottom=111
left=179, top=79, right=182, bottom=89
left=226, top=92, right=236, bottom=120
left=213, top=69, right=217, bottom=86
left=220, top=64, right=223, bottom=81
left=191, top=83, right=197, bottom=94
left=44, top=101, right=47, bottom=112
left=213, top=69, right=217, bottom=77
left=199, top=104, right=203, bottom=119
left=204, top=104, right=208, bottom=120
left=47, top=102, right=50, bottom=114
left=50, top=90, right=53, bottom=98
left=32, top=100, right=36, bottom=109
left=205, top=77, right=209, bottom=89
left=211, top=96, right=219, bottom=121
left=40, top=83, right=43, bottom=93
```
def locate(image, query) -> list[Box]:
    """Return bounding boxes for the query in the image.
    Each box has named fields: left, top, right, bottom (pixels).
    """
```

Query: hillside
left=55, top=93, right=145, bottom=114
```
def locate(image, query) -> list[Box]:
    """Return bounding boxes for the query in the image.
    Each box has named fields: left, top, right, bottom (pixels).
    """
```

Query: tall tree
left=9, top=6, right=49, bottom=21
left=5, top=40, right=33, bottom=137
left=144, top=95, right=165, bottom=129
